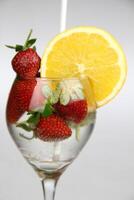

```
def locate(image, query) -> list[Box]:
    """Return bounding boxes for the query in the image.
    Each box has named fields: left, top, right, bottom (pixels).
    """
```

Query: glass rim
left=35, top=75, right=90, bottom=81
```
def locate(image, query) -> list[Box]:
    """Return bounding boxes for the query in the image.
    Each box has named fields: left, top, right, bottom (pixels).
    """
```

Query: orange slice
left=41, top=26, right=127, bottom=107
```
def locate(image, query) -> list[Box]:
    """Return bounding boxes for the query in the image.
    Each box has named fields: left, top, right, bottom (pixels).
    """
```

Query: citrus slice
left=41, top=26, right=127, bottom=107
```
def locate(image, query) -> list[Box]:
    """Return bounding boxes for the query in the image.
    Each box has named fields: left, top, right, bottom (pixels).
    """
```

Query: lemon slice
left=41, top=26, right=127, bottom=107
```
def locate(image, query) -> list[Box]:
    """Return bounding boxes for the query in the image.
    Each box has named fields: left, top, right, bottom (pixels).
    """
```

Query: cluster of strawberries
left=6, top=30, right=88, bottom=142
left=6, top=30, right=41, bottom=123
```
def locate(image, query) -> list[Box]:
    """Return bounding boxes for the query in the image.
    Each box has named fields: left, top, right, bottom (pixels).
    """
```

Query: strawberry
left=35, top=115, right=72, bottom=141
left=12, top=48, right=40, bottom=79
left=6, top=79, right=37, bottom=123
left=6, top=29, right=41, bottom=79
left=6, top=83, right=24, bottom=123
left=14, top=79, right=37, bottom=111
left=54, top=99, right=88, bottom=124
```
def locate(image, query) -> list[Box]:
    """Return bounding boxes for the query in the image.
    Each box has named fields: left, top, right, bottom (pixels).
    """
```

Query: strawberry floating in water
left=54, top=99, right=88, bottom=124
left=35, top=115, right=72, bottom=142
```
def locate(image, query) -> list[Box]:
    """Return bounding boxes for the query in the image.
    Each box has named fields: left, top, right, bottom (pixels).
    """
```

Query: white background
left=0, top=0, right=134, bottom=199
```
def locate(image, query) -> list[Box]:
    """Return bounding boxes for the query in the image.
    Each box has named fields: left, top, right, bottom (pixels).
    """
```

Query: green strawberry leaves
left=27, top=112, right=40, bottom=124
left=16, top=123, right=33, bottom=132
left=6, top=29, right=37, bottom=52
left=25, top=39, right=37, bottom=49
left=23, top=29, right=36, bottom=50
left=16, top=111, right=41, bottom=132
left=42, top=102, right=53, bottom=117
left=15, top=45, right=24, bottom=51
left=6, top=44, right=24, bottom=52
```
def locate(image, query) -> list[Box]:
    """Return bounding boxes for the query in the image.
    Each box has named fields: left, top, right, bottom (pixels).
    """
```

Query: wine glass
left=6, top=76, right=96, bottom=200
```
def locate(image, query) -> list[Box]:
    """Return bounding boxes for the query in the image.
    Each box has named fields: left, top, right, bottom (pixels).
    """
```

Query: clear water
left=8, top=112, right=96, bottom=174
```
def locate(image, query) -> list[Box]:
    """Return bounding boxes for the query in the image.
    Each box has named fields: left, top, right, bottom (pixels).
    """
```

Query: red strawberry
left=14, top=79, right=37, bottom=111
left=6, top=29, right=41, bottom=79
left=54, top=100, right=88, bottom=124
left=6, top=83, right=24, bottom=123
left=12, top=48, right=40, bottom=79
left=6, top=79, right=37, bottom=123
left=35, top=115, right=72, bottom=141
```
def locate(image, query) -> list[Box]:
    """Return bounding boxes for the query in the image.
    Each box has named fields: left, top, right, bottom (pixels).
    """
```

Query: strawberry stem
left=76, top=126, right=80, bottom=141
left=19, top=133, right=35, bottom=140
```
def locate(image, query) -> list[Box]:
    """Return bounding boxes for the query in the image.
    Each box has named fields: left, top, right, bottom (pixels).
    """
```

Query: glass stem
left=41, top=178, right=58, bottom=200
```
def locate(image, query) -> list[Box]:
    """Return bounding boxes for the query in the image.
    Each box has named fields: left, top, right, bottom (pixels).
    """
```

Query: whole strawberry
left=35, top=115, right=72, bottom=141
left=54, top=99, right=88, bottom=124
left=6, top=82, right=24, bottom=123
left=7, top=79, right=37, bottom=123
left=14, top=79, right=37, bottom=111
left=6, top=30, right=41, bottom=79
left=12, top=48, right=40, bottom=79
